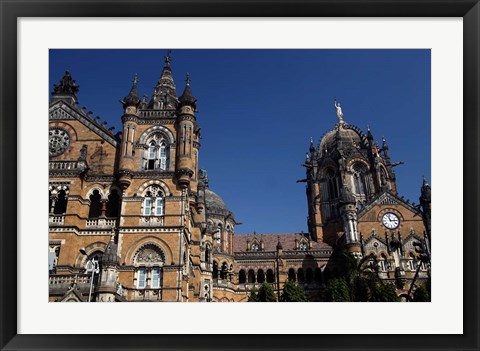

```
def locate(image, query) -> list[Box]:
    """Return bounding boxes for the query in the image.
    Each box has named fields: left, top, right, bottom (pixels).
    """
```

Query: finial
left=367, top=125, right=370, bottom=131
left=310, top=136, right=313, bottom=144
left=133, top=74, right=138, bottom=85
left=185, top=72, right=191, bottom=86
left=165, top=50, right=172, bottom=65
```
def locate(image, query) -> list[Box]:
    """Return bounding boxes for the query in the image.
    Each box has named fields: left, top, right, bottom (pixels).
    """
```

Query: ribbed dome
left=319, top=124, right=363, bottom=152
left=205, top=189, right=227, bottom=210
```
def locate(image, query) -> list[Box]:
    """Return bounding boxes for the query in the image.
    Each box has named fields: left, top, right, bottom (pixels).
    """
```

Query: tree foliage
left=324, top=277, right=351, bottom=302
left=249, top=282, right=276, bottom=302
left=413, top=285, right=431, bottom=302
left=281, top=280, right=307, bottom=302
left=323, top=250, right=401, bottom=302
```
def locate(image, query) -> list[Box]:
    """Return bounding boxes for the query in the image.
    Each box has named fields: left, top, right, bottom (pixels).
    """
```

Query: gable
left=357, top=192, right=426, bottom=241
left=49, top=101, right=118, bottom=147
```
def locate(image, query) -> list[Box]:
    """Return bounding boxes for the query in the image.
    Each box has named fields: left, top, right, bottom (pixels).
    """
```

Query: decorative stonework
left=49, top=127, right=71, bottom=156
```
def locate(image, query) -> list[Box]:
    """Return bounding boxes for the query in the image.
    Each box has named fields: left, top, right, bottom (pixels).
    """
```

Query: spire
left=51, top=70, right=79, bottom=105
left=382, top=136, right=390, bottom=160
left=420, top=176, right=431, bottom=201
left=149, top=50, right=178, bottom=110
left=121, top=74, right=140, bottom=108
left=276, top=236, right=283, bottom=250
left=179, top=73, right=197, bottom=110
left=366, top=125, right=374, bottom=141
left=309, top=137, right=315, bottom=153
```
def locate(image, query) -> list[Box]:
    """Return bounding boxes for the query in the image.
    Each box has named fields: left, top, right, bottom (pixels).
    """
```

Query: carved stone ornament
left=49, top=127, right=71, bottom=156
left=135, top=244, right=165, bottom=264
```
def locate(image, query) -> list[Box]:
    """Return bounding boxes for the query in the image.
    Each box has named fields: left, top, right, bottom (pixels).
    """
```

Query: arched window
left=88, top=190, right=102, bottom=218
left=379, top=253, right=388, bottom=272
left=147, top=141, right=156, bottom=170
left=239, top=269, right=246, bottom=284
left=220, top=262, right=228, bottom=279
left=251, top=243, right=260, bottom=252
left=134, top=244, right=165, bottom=289
left=257, top=269, right=265, bottom=283
left=352, top=163, right=371, bottom=198
left=106, top=189, right=120, bottom=218
left=212, top=261, right=218, bottom=279
left=298, top=241, right=308, bottom=251
left=54, top=189, right=68, bottom=214
left=248, top=269, right=255, bottom=284
left=297, top=268, right=305, bottom=283
left=159, top=141, right=167, bottom=170
left=144, top=134, right=170, bottom=171
left=142, top=186, right=164, bottom=216
left=288, top=268, right=296, bottom=282
left=205, top=245, right=211, bottom=263
left=325, top=168, right=339, bottom=199
left=216, top=225, right=222, bottom=250
left=266, top=269, right=275, bottom=283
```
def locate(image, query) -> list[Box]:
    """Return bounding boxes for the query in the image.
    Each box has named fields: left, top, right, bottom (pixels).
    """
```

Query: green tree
left=413, top=285, right=430, bottom=302
left=325, top=250, right=401, bottom=302
left=281, top=280, right=307, bottom=302
left=249, top=282, right=276, bottom=302
left=323, top=277, right=351, bottom=302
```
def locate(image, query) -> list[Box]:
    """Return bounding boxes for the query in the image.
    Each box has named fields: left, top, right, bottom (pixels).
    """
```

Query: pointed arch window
left=142, top=186, right=164, bottom=217
left=144, top=134, right=170, bottom=171
left=351, top=162, right=371, bottom=199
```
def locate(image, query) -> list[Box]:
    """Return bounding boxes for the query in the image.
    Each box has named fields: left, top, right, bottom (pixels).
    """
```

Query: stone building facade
left=48, top=54, right=430, bottom=302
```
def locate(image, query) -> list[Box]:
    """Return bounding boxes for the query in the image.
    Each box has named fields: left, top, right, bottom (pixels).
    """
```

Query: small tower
left=149, top=51, right=178, bottom=110
left=340, top=184, right=362, bottom=256
left=95, top=237, right=120, bottom=302
left=118, top=75, right=141, bottom=191
left=51, top=70, right=80, bottom=106
left=175, top=74, right=197, bottom=189
left=419, top=176, right=431, bottom=238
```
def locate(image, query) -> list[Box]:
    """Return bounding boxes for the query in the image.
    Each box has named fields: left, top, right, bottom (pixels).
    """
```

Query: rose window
left=49, top=128, right=71, bottom=156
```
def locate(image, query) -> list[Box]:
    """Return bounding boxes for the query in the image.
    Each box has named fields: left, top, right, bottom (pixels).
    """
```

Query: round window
left=49, top=128, right=71, bottom=156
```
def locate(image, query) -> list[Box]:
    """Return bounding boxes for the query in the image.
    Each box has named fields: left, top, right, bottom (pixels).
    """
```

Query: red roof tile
left=233, top=233, right=332, bottom=252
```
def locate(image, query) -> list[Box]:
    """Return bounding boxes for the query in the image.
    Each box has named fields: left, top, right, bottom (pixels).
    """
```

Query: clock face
left=49, top=128, right=70, bottom=156
left=382, top=212, right=400, bottom=229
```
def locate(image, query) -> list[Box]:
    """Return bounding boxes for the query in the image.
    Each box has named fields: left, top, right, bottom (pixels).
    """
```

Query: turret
left=95, top=236, right=120, bottom=302
left=51, top=70, right=79, bottom=106
left=419, top=176, right=431, bottom=238
left=118, top=75, right=141, bottom=191
left=175, top=74, right=197, bottom=189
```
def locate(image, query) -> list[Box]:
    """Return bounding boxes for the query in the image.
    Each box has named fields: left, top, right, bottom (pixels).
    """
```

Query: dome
left=205, top=189, right=227, bottom=211
left=319, top=123, right=364, bottom=153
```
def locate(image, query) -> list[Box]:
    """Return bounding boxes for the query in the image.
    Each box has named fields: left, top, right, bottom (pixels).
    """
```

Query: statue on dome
left=334, top=99, right=344, bottom=124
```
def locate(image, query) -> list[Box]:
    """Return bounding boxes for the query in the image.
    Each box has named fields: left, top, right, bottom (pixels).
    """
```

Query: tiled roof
left=233, top=233, right=332, bottom=252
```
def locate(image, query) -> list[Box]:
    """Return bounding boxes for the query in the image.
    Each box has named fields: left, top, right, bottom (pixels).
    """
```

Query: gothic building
left=48, top=53, right=430, bottom=302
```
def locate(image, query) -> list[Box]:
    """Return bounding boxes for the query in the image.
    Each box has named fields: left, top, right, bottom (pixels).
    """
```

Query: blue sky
left=50, top=49, right=431, bottom=234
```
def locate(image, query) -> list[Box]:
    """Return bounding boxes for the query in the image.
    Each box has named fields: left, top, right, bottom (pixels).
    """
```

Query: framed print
left=1, top=1, right=479, bottom=350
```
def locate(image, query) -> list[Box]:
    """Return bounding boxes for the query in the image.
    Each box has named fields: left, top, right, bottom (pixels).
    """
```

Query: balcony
left=86, top=217, right=117, bottom=229
left=124, top=287, right=163, bottom=301
left=49, top=160, right=87, bottom=173
left=49, top=274, right=91, bottom=294
left=49, top=215, right=65, bottom=226
left=139, top=215, right=164, bottom=226
left=213, top=278, right=234, bottom=289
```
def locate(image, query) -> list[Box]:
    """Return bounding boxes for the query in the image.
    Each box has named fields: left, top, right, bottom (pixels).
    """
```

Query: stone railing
left=124, top=287, right=163, bottom=301
left=213, top=279, right=234, bottom=289
left=139, top=215, right=164, bottom=226
left=139, top=110, right=175, bottom=118
left=49, top=160, right=87, bottom=172
left=50, top=274, right=91, bottom=285
left=86, top=217, right=117, bottom=228
left=234, top=251, right=277, bottom=259
left=49, top=215, right=65, bottom=226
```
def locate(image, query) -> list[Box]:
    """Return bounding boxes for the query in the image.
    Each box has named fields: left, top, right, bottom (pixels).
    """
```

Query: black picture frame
left=1, top=1, right=478, bottom=350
